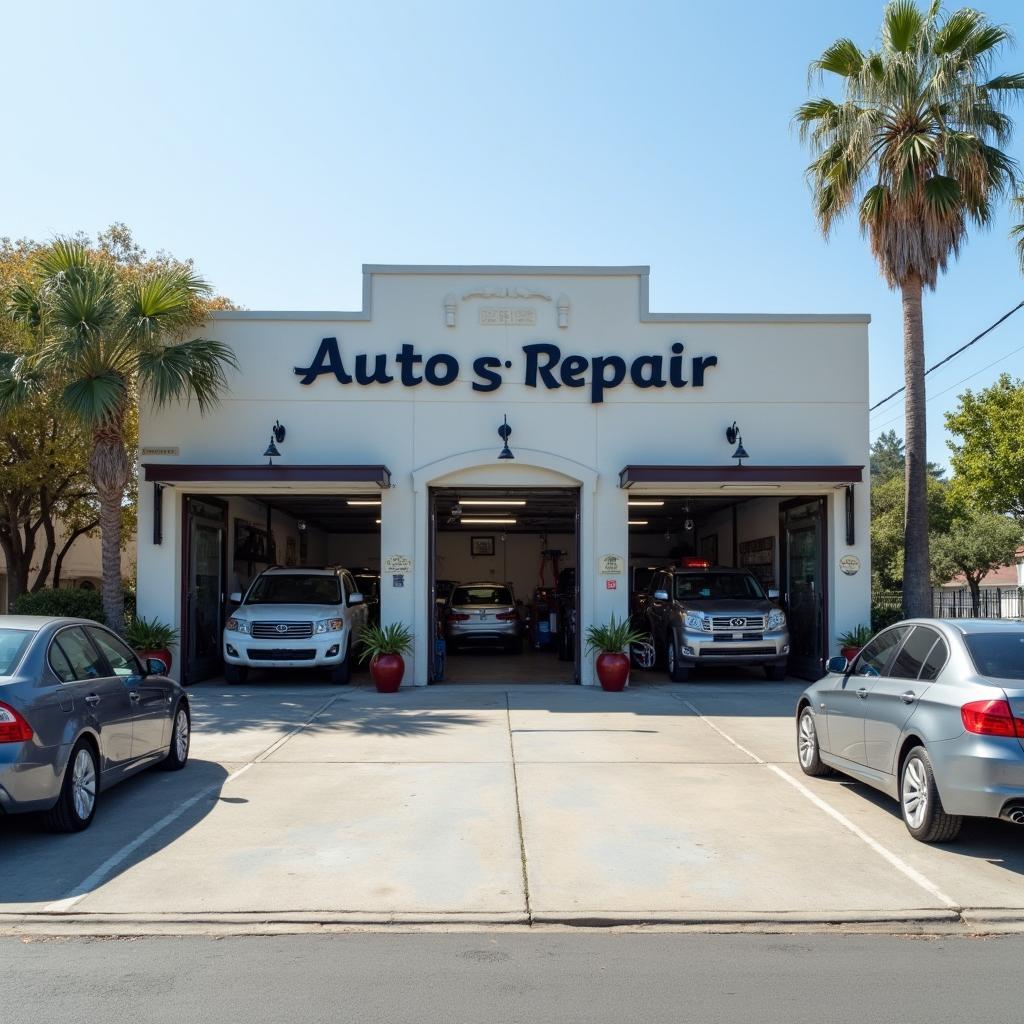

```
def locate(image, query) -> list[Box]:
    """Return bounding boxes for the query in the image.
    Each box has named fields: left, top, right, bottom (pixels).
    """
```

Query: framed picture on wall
left=471, top=536, right=495, bottom=557
left=699, top=533, right=718, bottom=564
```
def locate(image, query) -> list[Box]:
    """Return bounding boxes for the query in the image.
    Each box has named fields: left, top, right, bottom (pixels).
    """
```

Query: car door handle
left=856, top=688, right=869, bottom=699
left=900, top=691, right=916, bottom=704
left=84, top=694, right=101, bottom=707
left=129, top=691, right=141, bottom=703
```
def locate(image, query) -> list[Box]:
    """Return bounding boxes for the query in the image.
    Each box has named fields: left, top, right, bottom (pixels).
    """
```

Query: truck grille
left=246, top=648, right=316, bottom=661
left=251, top=621, right=314, bottom=639
left=710, top=616, right=765, bottom=633
left=700, top=646, right=775, bottom=657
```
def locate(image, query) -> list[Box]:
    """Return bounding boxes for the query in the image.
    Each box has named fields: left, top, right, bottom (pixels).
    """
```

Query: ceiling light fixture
left=628, top=500, right=665, bottom=507
left=461, top=518, right=517, bottom=525
left=347, top=500, right=382, bottom=506
left=457, top=499, right=527, bottom=506
left=628, top=519, right=649, bottom=526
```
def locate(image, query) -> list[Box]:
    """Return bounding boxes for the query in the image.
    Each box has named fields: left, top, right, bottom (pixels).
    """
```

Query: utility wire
left=869, top=299, right=1024, bottom=413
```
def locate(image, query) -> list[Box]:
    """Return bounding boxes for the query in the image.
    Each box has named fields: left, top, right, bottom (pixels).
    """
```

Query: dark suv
left=640, top=566, right=789, bottom=682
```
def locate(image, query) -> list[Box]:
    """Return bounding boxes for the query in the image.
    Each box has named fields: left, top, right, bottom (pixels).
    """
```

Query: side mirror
left=768, top=588, right=780, bottom=600
left=653, top=590, right=669, bottom=602
left=349, top=592, right=364, bottom=605
left=229, top=592, right=242, bottom=603
left=145, top=657, right=169, bottom=676
left=826, top=655, right=849, bottom=675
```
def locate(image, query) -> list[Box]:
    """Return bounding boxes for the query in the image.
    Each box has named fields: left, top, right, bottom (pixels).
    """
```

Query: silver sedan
left=445, top=583, right=524, bottom=653
left=0, top=616, right=191, bottom=832
left=796, top=619, right=1024, bottom=842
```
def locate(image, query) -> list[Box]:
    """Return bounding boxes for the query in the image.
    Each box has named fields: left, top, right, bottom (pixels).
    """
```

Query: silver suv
left=640, top=566, right=790, bottom=681
left=223, top=567, right=369, bottom=684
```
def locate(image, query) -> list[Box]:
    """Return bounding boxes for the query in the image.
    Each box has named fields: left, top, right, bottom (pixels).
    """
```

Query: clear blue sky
left=4, top=0, right=1024, bottom=470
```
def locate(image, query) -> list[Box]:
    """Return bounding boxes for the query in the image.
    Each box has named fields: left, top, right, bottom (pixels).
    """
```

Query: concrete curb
left=529, top=909, right=963, bottom=927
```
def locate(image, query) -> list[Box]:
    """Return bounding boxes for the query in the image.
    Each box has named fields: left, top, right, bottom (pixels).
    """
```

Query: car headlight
left=225, top=617, right=250, bottom=634
left=684, top=612, right=704, bottom=631
left=316, top=618, right=344, bottom=633
left=767, top=610, right=786, bottom=630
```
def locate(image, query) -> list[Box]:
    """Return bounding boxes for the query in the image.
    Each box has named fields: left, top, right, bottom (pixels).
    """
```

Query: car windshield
left=0, top=629, right=32, bottom=675
left=452, top=586, right=513, bottom=607
left=964, top=632, right=1024, bottom=680
left=673, top=572, right=766, bottom=601
left=246, top=575, right=342, bottom=605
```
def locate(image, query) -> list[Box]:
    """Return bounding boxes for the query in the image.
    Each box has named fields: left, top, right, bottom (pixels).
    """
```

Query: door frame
left=778, top=495, right=828, bottom=681
left=180, top=494, right=229, bottom=685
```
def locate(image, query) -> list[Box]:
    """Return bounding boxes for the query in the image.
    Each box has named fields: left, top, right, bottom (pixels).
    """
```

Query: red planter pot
left=840, top=646, right=862, bottom=664
left=595, top=652, right=630, bottom=692
left=137, top=648, right=173, bottom=673
left=370, top=653, right=405, bottom=693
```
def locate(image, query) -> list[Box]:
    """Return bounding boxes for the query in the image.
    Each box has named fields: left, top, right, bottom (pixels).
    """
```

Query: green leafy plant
left=124, top=616, right=179, bottom=651
left=13, top=587, right=104, bottom=623
left=871, top=601, right=903, bottom=633
left=584, top=615, right=647, bottom=655
left=837, top=624, right=873, bottom=648
left=358, top=622, right=414, bottom=662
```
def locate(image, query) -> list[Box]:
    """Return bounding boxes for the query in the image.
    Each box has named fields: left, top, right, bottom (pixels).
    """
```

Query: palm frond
left=61, top=371, right=127, bottom=427
left=883, top=0, right=926, bottom=54
left=6, top=281, right=45, bottom=331
left=932, top=7, right=984, bottom=55
left=137, top=338, right=238, bottom=414
left=0, top=354, right=47, bottom=413
left=811, top=38, right=864, bottom=80
left=35, top=237, right=91, bottom=279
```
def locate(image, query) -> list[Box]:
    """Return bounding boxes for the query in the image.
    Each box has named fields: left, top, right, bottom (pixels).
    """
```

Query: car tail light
left=681, top=557, right=710, bottom=568
left=448, top=613, right=470, bottom=623
left=0, top=701, right=33, bottom=744
left=495, top=611, right=519, bottom=621
left=961, top=699, right=1024, bottom=738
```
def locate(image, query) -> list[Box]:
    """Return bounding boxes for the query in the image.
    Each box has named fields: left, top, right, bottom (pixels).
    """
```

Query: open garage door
left=429, top=486, right=580, bottom=684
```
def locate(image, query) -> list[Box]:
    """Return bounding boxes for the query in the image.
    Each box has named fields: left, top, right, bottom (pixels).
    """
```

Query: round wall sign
left=839, top=554, right=861, bottom=576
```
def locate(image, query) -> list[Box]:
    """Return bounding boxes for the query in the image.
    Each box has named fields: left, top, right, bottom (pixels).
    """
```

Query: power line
left=869, top=299, right=1024, bottom=413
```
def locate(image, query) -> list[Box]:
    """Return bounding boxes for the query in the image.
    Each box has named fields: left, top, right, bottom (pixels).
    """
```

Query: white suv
left=223, top=567, right=369, bottom=684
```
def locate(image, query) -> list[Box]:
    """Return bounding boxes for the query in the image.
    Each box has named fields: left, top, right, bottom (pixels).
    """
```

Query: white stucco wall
left=136, top=265, right=871, bottom=684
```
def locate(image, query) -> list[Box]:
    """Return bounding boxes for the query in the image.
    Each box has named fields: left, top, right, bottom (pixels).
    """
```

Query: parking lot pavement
left=3, top=679, right=1024, bottom=928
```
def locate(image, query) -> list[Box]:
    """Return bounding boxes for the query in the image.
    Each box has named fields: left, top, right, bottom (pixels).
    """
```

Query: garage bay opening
left=626, top=494, right=827, bottom=683
left=181, top=492, right=382, bottom=684
left=430, top=487, right=580, bottom=683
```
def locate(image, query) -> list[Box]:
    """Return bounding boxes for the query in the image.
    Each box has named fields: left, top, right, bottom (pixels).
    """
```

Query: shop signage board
left=384, top=555, right=413, bottom=574
left=599, top=554, right=625, bottom=574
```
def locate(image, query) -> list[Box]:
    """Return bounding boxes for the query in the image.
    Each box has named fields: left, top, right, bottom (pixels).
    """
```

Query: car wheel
left=158, top=702, right=191, bottom=772
left=43, top=740, right=99, bottom=833
left=330, top=640, right=352, bottom=685
left=900, top=745, right=962, bottom=843
left=667, top=634, right=689, bottom=683
left=224, top=664, right=248, bottom=684
left=764, top=663, right=787, bottom=682
left=797, top=707, right=832, bottom=777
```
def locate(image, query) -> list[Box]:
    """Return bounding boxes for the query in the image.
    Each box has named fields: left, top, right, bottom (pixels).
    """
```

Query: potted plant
left=359, top=622, right=414, bottom=693
left=837, top=624, right=873, bottom=664
left=585, top=615, right=647, bottom=691
left=125, top=616, right=179, bottom=673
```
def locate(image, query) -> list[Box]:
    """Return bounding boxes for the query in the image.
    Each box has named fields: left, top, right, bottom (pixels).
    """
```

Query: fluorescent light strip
left=348, top=500, right=382, bottom=506
left=457, top=499, right=527, bottom=506
left=628, top=520, right=648, bottom=526
left=461, top=518, right=517, bottom=525
left=628, top=500, right=664, bottom=507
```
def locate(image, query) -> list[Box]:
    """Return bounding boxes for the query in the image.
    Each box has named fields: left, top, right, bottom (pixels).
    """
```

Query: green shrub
left=870, top=601, right=902, bottom=633
left=14, top=587, right=105, bottom=623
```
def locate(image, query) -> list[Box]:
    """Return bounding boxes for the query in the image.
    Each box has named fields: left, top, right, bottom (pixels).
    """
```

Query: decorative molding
left=462, top=286, right=552, bottom=302
left=557, top=293, right=570, bottom=328
left=479, top=308, right=536, bottom=326
left=443, top=293, right=457, bottom=328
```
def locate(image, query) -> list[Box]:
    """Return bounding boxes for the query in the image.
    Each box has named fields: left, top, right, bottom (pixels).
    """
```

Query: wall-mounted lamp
left=726, top=421, right=749, bottom=466
left=497, top=415, right=515, bottom=460
left=263, top=420, right=286, bottom=465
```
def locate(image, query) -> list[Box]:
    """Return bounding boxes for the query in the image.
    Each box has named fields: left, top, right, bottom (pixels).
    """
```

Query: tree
left=946, top=373, right=1024, bottom=519
left=0, top=238, right=237, bottom=629
left=931, top=506, right=1021, bottom=614
left=870, top=428, right=945, bottom=482
left=797, top=1, right=1023, bottom=618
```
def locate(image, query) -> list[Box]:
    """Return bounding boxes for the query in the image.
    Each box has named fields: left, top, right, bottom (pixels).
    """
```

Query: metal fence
left=874, top=588, right=1024, bottom=620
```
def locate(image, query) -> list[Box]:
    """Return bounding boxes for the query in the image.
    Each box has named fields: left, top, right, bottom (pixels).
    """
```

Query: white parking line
left=680, top=699, right=960, bottom=911
left=44, top=693, right=342, bottom=914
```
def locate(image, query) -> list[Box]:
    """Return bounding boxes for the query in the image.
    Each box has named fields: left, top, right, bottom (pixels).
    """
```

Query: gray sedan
left=796, top=619, right=1024, bottom=842
left=0, top=616, right=191, bottom=832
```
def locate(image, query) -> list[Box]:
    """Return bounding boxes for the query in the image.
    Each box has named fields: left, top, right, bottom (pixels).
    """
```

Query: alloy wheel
left=798, top=712, right=817, bottom=769
left=902, top=756, right=928, bottom=829
left=174, top=709, right=190, bottom=762
left=72, top=747, right=97, bottom=822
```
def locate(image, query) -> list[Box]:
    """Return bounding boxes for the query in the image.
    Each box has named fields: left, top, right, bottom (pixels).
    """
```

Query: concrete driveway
left=2, top=676, right=1024, bottom=931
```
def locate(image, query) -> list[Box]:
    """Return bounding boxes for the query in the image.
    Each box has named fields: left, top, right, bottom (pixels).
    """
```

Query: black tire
left=797, top=707, right=833, bottom=777
left=224, top=663, right=248, bottom=684
left=43, top=739, right=99, bottom=833
left=329, top=641, right=352, bottom=685
left=158, top=702, right=191, bottom=772
left=667, top=634, right=690, bottom=683
left=764, top=662, right=787, bottom=681
left=900, top=745, right=962, bottom=843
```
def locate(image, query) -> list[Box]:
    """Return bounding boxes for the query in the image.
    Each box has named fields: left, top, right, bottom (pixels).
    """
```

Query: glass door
left=780, top=498, right=827, bottom=680
left=185, top=498, right=227, bottom=683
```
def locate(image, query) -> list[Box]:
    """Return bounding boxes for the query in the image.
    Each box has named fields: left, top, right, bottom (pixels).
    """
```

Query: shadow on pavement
left=0, top=759, right=228, bottom=907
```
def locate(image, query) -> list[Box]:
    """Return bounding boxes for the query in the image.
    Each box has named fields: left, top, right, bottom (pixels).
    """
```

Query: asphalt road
left=2, top=933, right=1020, bottom=1024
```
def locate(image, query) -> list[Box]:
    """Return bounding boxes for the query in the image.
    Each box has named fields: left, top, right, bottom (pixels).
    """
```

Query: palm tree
left=796, top=0, right=1023, bottom=617
left=1, top=239, right=237, bottom=629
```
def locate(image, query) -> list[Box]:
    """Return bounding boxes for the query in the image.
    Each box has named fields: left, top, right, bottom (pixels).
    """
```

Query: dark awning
left=619, top=465, right=862, bottom=488
left=142, top=464, right=392, bottom=488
